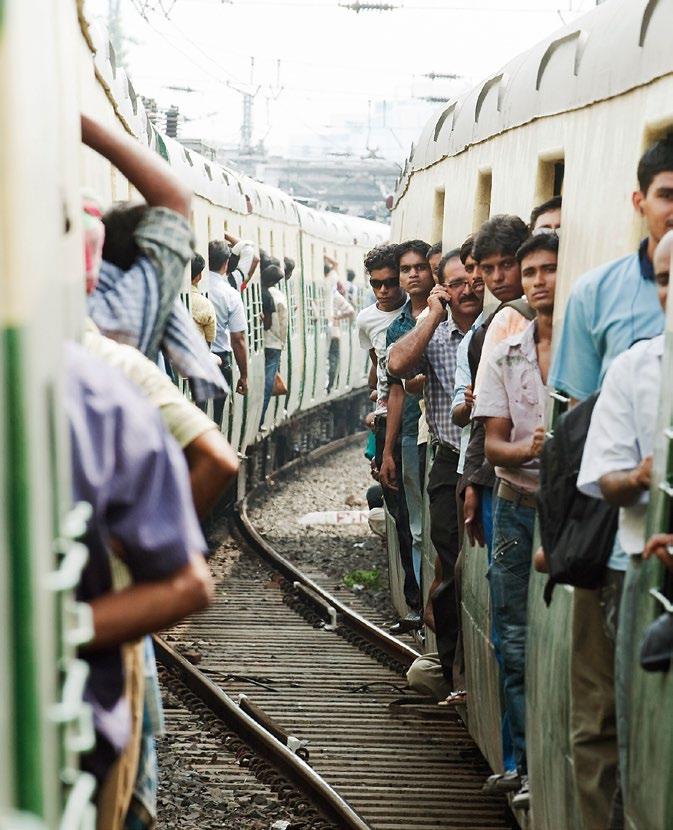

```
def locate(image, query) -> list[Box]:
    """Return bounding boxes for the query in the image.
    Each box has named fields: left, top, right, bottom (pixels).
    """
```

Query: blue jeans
left=481, top=485, right=516, bottom=773
left=401, top=435, right=423, bottom=588
left=489, top=494, right=535, bottom=775
left=260, top=348, right=282, bottom=425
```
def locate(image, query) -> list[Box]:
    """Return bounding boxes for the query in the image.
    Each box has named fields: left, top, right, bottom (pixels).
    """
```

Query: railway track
left=156, top=443, right=515, bottom=830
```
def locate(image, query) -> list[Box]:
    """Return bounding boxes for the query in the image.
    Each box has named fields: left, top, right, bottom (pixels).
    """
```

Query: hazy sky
left=84, top=0, right=598, bottom=159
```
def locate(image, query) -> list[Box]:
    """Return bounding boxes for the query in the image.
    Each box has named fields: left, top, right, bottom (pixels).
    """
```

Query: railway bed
left=155, top=449, right=515, bottom=829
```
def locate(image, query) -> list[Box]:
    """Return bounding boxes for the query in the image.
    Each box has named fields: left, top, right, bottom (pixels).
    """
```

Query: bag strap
left=501, top=297, right=536, bottom=321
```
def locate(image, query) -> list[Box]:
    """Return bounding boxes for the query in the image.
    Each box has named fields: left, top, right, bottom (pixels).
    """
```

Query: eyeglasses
left=370, top=277, right=400, bottom=289
left=445, top=278, right=485, bottom=291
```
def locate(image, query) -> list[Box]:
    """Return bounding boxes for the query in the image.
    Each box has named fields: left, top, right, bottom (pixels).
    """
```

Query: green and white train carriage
left=0, top=1, right=388, bottom=827
left=391, top=1, right=673, bottom=828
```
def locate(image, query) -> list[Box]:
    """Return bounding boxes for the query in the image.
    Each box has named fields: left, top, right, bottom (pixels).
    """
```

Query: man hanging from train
left=379, top=240, right=437, bottom=630
left=357, top=244, right=419, bottom=625
left=473, top=231, right=558, bottom=811
left=548, top=137, right=672, bottom=830
left=387, top=243, right=483, bottom=693
left=204, top=239, right=249, bottom=427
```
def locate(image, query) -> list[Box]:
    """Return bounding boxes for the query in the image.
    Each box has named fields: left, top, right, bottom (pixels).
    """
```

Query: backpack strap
left=501, top=297, right=536, bottom=321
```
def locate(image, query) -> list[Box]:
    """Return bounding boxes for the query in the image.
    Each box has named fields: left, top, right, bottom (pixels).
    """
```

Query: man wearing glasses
left=387, top=246, right=483, bottom=691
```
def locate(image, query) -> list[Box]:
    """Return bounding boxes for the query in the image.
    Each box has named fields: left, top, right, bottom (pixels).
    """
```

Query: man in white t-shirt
left=356, top=246, right=407, bottom=410
left=357, top=243, right=419, bottom=617
left=224, top=231, right=259, bottom=290
left=260, top=263, right=289, bottom=425
left=205, top=240, right=249, bottom=427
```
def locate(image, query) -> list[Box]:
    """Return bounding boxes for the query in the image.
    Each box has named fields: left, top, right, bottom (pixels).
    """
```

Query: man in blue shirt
left=380, top=241, right=436, bottom=603
left=549, top=137, right=673, bottom=829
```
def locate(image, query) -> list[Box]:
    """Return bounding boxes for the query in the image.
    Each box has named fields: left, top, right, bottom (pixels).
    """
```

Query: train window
left=270, top=230, right=274, bottom=254
left=223, top=219, right=228, bottom=233
left=305, top=283, right=316, bottom=334
left=207, top=216, right=212, bottom=240
left=244, top=283, right=264, bottom=353
left=204, top=163, right=212, bottom=181
left=535, top=155, right=565, bottom=205
left=472, top=169, right=492, bottom=230
left=287, top=280, right=299, bottom=336
left=431, top=188, right=445, bottom=245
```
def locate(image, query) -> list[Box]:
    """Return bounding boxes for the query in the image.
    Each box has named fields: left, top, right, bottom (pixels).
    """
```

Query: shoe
left=511, top=776, right=530, bottom=810
left=482, top=770, right=521, bottom=794
left=388, top=612, right=422, bottom=635
left=438, top=689, right=467, bottom=706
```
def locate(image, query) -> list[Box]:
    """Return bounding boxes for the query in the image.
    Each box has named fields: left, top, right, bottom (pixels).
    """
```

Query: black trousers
left=374, top=416, right=419, bottom=611
left=427, top=444, right=461, bottom=684
left=212, top=351, right=233, bottom=427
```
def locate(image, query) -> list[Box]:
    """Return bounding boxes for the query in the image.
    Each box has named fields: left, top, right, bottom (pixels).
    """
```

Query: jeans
left=427, top=445, right=461, bottom=684
left=374, top=417, right=418, bottom=610
left=489, top=494, right=535, bottom=774
left=401, top=435, right=423, bottom=587
left=260, top=347, right=282, bottom=425
left=212, top=351, right=232, bottom=427
left=480, top=485, right=494, bottom=552
left=480, top=484, right=516, bottom=773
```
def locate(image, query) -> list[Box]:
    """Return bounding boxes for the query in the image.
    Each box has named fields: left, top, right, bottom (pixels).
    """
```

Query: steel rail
left=153, top=635, right=371, bottom=830
left=235, top=496, right=419, bottom=669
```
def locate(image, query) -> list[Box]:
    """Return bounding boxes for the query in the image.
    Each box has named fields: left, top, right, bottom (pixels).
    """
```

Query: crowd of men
left=71, top=111, right=375, bottom=829
left=70, top=106, right=673, bottom=829
left=358, top=134, right=673, bottom=823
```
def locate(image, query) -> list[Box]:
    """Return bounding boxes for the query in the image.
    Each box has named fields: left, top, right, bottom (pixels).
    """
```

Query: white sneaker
left=511, top=776, right=530, bottom=810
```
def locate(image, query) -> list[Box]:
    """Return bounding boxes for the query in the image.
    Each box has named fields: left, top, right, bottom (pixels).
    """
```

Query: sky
left=84, top=0, right=599, bottom=162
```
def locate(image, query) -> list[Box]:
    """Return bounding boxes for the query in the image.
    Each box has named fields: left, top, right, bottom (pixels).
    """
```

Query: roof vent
left=536, top=29, right=588, bottom=91
left=434, top=102, right=456, bottom=141
left=475, top=74, right=506, bottom=123
left=640, top=0, right=661, bottom=47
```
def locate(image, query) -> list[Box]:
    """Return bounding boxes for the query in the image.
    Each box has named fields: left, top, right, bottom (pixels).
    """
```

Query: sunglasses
left=370, top=277, right=400, bottom=290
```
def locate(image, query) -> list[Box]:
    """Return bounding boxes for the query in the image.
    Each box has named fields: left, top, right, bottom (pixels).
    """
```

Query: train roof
left=394, top=0, right=673, bottom=205
left=81, top=16, right=389, bottom=246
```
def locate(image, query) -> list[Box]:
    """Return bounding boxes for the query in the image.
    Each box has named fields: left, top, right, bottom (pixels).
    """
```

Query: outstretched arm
left=86, top=554, right=213, bottom=650
left=81, top=114, right=191, bottom=217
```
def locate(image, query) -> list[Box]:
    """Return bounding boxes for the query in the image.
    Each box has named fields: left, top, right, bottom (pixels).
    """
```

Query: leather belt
left=497, top=479, right=537, bottom=510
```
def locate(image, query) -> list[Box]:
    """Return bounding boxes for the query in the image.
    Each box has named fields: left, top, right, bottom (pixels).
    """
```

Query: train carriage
left=390, top=1, right=673, bottom=828
left=0, top=1, right=387, bottom=827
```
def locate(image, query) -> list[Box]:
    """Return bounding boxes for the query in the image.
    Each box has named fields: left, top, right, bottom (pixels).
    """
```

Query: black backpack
left=537, top=393, right=618, bottom=604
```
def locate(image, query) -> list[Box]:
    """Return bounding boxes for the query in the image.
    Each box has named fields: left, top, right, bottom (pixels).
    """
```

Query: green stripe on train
left=4, top=327, right=44, bottom=815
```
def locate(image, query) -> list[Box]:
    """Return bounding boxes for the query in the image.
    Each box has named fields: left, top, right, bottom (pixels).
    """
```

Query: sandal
left=438, top=689, right=467, bottom=706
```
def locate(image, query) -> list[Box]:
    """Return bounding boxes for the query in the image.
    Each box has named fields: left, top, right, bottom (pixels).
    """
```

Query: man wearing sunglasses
left=357, top=244, right=419, bottom=616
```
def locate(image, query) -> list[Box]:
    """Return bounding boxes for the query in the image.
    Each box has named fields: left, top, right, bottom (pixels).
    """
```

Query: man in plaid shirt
left=388, top=254, right=483, bottom=694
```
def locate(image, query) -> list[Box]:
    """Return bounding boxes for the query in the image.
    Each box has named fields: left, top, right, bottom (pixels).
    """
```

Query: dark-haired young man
left=380, top=241, right=436, bottom=616
left=387, top=246, right=482, bottom=685
left=190, top=253, right=216, bottom=347
left=204, top=240, right=249, bottom=426
left=529, top=195, right=562, bottom=233
left=428, top=241, right=443, bottom=283
left=356, top=245, right=418, bottom=616
left=549, top=138, right=671, bottom=830
left=455, top=215, right=531, bottom=552
left=473, top=232, right=558, bottom=808
left=260, top=264, right=288, bottom=425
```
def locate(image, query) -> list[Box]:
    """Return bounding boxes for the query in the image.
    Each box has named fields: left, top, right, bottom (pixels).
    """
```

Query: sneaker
left=482, top=770, right=521, bottom=794
left=388, top=612, right=422, bottom=634
left=511, top=776, right=530, bottom=810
